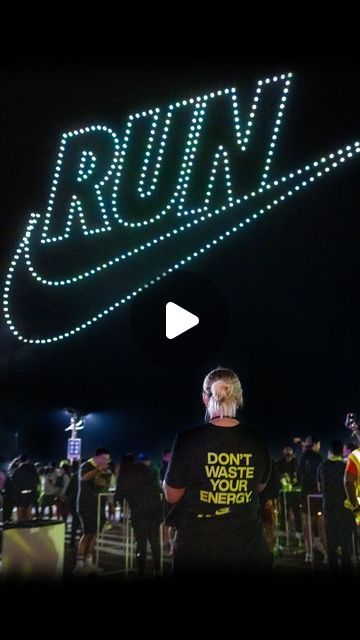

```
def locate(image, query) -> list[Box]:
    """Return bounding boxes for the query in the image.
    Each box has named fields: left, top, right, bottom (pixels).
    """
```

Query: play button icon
left=166, top=302, right=199, bottom=339
left=130, top=270, right=228, bottom=369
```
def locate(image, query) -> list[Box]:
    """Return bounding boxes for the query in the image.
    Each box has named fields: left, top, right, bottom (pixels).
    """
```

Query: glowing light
left=3, top=73, right=360, bottom=343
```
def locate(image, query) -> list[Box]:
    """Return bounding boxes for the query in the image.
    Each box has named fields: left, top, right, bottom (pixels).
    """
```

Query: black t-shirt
left=11, top=463, right=39, bottom=496
left=299, top=449, right=322, bottom=495
left=317, top=458, right=348, bottom=514
left=80, top=459, right=108, bottom=505
left=165, top=422, right=271, bottom=525
left=117, top=462, right=162, bottom=514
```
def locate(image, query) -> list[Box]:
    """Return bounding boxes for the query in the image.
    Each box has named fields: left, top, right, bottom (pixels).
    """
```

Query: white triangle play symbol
left=166, top=302, right=199, bottom=339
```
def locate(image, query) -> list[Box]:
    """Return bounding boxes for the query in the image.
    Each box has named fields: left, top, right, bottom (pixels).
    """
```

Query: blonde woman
left=163, top=367, right=271, bottom=574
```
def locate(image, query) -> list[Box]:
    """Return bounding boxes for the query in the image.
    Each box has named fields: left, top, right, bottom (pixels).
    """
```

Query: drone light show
left=3, top=72, right=359, bottom=344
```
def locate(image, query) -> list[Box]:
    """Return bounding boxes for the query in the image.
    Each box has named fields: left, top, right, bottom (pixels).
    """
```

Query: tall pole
left=65, top=414, right=84, bottom=463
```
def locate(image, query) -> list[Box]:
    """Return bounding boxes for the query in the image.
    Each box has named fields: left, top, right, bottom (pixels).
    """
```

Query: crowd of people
left=1, top=367, right=360, bottom=578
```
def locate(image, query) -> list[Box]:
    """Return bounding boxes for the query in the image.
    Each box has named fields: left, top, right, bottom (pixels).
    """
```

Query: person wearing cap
left=163, top=367, right=271, bottom=574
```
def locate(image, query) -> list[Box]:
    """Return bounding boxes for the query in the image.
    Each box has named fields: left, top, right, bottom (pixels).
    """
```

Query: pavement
left=1, top=519, right=359, bottom=582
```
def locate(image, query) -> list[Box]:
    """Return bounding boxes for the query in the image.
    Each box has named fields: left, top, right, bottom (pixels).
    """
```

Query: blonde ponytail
left=203, top=368, right=243, bottom=419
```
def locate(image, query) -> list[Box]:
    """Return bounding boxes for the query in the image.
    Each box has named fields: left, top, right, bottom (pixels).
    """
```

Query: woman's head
left=202, top=367, right=243, bottom=419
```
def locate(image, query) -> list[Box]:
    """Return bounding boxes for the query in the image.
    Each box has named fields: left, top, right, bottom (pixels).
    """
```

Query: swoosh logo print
left=3, top=72, right=360, bottom=343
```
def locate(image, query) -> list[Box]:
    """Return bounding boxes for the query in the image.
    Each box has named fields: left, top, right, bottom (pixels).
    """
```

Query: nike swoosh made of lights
left=3, top=72, right=359, bottom=344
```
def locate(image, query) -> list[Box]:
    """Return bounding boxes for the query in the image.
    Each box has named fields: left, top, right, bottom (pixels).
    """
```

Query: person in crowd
left=56, top=461, right=72, bottom=520
left=276, top=446, right=302, bottom=542
left=2, top=457, right=20, bottom=522
left=259, top=459, right=281, bottom=559
left=73, top=447, right=111, bottom=574
left=116, top=452, right=162, bottom=578
left=32, top=462, right=43, bottom=519
left=317, top=440, right=353, bottom=572
left=344, top=442, right=360, bottom=528
left=163, top=367, right=271, bottom=575
left=298, top=435, right=326, bottom=562
left=40, top=464, right=60, bottom=519
left=64, top=460, right=81, bottom=549
left=11, top=454, right=39, bottom=521
left=343, top=442, right=356, bottom=461
left=104, top=461, right=117, bottom=524
left=343, top=439, right=360, bottom=557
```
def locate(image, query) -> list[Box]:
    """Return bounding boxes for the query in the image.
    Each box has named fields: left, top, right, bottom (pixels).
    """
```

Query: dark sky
left=0, top=56, right=359, bottom=463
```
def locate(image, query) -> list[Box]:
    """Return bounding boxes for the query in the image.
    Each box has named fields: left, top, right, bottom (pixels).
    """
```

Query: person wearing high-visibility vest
left=344, top=448, right=360, bottom=525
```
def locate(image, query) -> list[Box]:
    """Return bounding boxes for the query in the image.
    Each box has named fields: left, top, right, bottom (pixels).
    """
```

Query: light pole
left=65, top=410, right=85, bottom=463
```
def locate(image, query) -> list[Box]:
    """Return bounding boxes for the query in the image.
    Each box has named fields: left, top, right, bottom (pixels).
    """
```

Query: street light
left=65, top=415, right=85, bottom=438
left=65, top=409, right=86, bottom=462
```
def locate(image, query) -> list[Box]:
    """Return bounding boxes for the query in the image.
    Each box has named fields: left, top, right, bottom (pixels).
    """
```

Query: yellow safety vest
left=348, top=449, right=360, bottom=501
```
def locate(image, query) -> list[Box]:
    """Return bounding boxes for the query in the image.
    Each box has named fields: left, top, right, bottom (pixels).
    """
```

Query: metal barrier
left=306, top=493, right=323, bottom=564
left=276, top=490, right=302, bottom=551
left=95, top=492, right=112, bottom=569
left=281, top=490, right=290, bottom=550
left=123, top=499, right=135, bottom=576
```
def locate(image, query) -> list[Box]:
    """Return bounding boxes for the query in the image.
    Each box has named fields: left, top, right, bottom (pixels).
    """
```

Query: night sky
left=0, top=57, right=359, bottom=464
